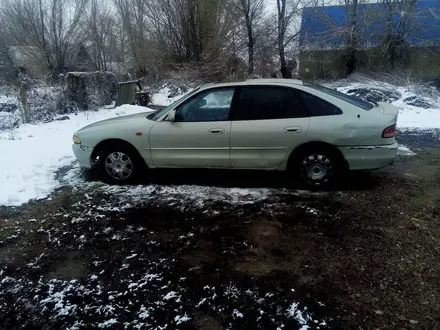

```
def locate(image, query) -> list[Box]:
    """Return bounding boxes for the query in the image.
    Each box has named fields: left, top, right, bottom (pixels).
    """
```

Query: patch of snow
left=27, top=253, right=45, bottom=268
left=305, top=207, right=319, bottom=216
left=99, top=184, right=287, bottom=211
left=138, top=306, right=150, bottom=319
left=163, top=291, right=179, bottom=300
left=68, top=320, right=85, bottom=330
left=126, top=254, right=138, bottom=260
left=174, top=314, right=191, bottom=325
left=286, top=302, right=312, bottom=330
left=0, top=104, right=153, bottom=206
left=97, top=318, right=118, bottom=328
left=195, top=298, right=207, bottom=308
left=232, top=309, right=244, bottom=318
left=398, top=145, right=416, bottom=156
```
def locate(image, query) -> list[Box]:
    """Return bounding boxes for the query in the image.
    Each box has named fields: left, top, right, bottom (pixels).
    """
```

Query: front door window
left=175, top=88, right=234, bottom=122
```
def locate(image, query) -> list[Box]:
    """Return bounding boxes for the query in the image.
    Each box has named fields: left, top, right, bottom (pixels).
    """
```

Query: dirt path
left=0, top=149, right=439, bottom=329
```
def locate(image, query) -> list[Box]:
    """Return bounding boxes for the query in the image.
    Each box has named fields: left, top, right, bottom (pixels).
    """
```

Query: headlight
left=73, top=135, right=81, bottom=144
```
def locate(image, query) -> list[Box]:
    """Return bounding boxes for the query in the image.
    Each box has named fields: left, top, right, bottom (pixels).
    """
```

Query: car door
left=149, top=87, right=235, bottom=168
left=230, top=85, right=310, bottom=169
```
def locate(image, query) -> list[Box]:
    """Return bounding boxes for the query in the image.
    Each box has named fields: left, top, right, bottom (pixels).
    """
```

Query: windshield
left=303, top=82, right=374, bottom=111
left=147, top=88, right=200, bottom=121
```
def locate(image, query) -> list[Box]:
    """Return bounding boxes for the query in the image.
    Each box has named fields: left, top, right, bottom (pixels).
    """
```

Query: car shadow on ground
left=81, top=167, right=384, bottom=191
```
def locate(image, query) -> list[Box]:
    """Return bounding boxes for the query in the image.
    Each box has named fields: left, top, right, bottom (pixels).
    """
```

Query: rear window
left=304, top=82, right=374, bottom=111
left=299, top=91, right=343, bottom=116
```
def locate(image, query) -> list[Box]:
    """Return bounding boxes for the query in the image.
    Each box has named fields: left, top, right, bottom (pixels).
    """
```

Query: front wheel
left=97, top=145, right=142, bottom=184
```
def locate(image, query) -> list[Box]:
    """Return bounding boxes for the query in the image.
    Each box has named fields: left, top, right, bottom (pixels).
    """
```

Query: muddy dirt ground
left=0, top=146, right=439, bottom=329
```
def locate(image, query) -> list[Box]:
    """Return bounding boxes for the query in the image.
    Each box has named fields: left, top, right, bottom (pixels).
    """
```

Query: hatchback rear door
left=229, top=85, right=310, bottom=169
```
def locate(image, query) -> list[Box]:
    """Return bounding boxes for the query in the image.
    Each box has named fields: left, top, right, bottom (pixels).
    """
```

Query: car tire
left=97, top=144, right=144, bottom=185
left=291, top=146, right=344, bottom=189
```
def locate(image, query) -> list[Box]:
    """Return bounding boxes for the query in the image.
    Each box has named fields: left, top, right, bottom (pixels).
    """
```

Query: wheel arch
left=91, top=138, right=147, bottom=168
left=287, top=141, right=348, bottom=171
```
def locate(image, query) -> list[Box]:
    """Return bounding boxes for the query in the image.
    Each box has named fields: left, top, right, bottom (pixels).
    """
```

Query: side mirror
left=168, top=109, right=176, bottom=122
left=198, top=99, right=207, bottom=107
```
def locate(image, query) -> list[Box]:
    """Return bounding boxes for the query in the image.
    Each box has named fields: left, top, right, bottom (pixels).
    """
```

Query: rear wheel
left=97, top=145, right=143, bottom=184
left=291, top=146, right=344, bottom=189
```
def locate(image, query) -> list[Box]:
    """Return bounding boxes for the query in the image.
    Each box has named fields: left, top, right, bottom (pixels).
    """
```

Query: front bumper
left=339, top=142, right=398, bottom=170
left=72, top=144, right=94, bottom=169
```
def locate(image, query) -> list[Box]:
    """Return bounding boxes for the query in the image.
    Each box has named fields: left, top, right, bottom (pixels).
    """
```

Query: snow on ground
left=0, top=104, right=152, bottom=206
left=397, top=109, right=440, bottom=130
left=398, top=145, right=417, bottom=156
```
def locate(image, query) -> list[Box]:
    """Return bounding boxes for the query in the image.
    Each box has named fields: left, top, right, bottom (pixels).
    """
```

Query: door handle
left=209, top=128, right=225, bottom=134
left=284, top=127, right=302, bottom=134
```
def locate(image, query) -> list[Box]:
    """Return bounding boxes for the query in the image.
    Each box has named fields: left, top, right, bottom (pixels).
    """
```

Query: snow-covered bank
left=398, top=109, right=440, bottom=129
left=334, top=81, right=440, bottom=129
left=0, top=105, right=152, bottom=206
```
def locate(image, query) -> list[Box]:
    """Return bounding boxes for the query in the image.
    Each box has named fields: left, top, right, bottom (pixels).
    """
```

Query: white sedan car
left=72, top=79, right=399, bottom=188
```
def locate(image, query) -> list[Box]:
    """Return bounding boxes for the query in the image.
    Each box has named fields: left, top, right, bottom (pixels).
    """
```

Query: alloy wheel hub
left=105, top=152, right=133, bottom=180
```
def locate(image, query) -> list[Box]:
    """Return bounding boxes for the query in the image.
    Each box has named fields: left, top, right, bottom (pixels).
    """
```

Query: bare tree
left=139, top=0, right=239, bottom=80
left=344, top=0, right=359, bottom=74
left=0, top=0, right=89, bottom=77
left=380, top=0, right=417, bottom=71
left=0, top=32, right=18, bottom=84
left=231, top=0, right=264, bottom=74
left=276, top=0, right=304, bottom=78
left=300, top=0, right=371, bottom=76
left=86, top=0, right=115, bottom=71
left=114, top=0, right=154, bottom=75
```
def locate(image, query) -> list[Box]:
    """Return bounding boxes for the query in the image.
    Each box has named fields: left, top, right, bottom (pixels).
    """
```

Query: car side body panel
left=230, top=118, right=310, bottom=169
left=149, top=121, right=232, bottom=168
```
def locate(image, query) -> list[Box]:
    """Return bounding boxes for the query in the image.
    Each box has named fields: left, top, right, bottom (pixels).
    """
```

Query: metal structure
left=115, top=79, right=150, bottom=107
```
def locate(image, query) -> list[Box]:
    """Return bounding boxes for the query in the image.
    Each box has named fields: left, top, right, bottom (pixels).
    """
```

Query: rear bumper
left=338, top=142, right=398, bottom=170
left=72, top=144, right=94, bottom=169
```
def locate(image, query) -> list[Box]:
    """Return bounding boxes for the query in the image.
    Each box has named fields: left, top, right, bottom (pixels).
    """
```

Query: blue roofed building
left=298, top=0, right=440, bottom=80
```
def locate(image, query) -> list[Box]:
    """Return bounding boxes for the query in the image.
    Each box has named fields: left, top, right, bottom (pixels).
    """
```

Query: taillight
left=382, top=124, right=396, bottom=138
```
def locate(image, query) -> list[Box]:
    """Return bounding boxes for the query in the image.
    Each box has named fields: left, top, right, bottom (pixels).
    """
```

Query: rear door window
left=234, top=86, right=307, bottom=121
left=304, top=82, right=373, bottom=110
left=299, top=91, right=343, bottom=117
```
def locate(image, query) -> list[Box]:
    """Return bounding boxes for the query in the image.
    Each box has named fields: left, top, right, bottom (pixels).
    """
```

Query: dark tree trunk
left=279, top=41, right=290, bottom=78
left=246, top=24, right=254, bottom=74
left=277, top=0, right=292, bottom=78
left=346, top=47, right=357, bottom=74
left=345, top=0, right=358, bottom=75
left=240, top=0, right=256, bottom=75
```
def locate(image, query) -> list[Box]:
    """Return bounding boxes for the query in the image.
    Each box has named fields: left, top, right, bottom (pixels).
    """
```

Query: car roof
left=200, top=78, right=304, bottom=90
